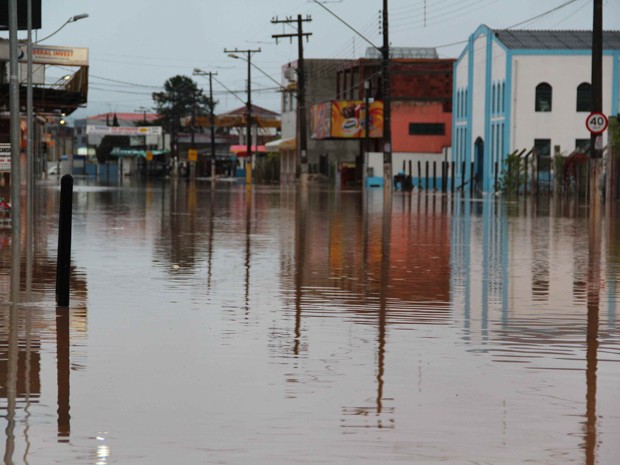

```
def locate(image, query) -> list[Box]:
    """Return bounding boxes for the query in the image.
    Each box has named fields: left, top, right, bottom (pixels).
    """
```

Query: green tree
left=152, top=75, right=212, bottom=136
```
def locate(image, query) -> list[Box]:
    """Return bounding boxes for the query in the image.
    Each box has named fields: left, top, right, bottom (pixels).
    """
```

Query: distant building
left=453, top=25, right=620, bottom=192
left=335, top=49, right=454, bottom=185
left=287, top=48, right=454, bottom=188
left=278, top=59, right=359, bottom=185
left=74, top=112, right=160, bottom=155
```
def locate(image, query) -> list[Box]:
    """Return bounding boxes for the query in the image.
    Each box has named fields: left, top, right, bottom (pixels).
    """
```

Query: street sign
left=146, top=151, right=153, bottom=161
left=0, top=143, right=10, bottom=172
left=188, top=149, right=198, bottom=162
left=586, top=112, right=608, bottom=134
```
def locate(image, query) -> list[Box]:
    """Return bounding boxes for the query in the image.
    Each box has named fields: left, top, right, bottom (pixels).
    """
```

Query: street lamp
left=225, top=48, right=261, bottom=186
left=26, top=10, right=89, bottom=234
left=35, top=13, right=89, bottom=43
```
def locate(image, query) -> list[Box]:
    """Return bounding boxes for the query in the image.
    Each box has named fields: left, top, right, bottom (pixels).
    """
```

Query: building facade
left=453, top=25, right=620, bottom=192
left=279, top=59, right=359, bottom=185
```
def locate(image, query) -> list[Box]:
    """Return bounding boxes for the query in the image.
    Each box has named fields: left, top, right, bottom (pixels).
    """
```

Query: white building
left=452, top=25, right=620, bottom=192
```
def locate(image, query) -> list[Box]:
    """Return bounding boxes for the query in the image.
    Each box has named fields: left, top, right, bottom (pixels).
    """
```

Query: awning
left=264, top=137, right=296, bottom=152
left=229, top=144, right=267, bottom=157
left=110, top=149, right=170, bottom=158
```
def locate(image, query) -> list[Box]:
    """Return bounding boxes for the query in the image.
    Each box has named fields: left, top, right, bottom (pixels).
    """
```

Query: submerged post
left=56, top=175, right=73, bottom=307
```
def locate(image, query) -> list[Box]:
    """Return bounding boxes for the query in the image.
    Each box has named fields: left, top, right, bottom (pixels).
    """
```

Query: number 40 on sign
left=586, top=112, right=609, bottom=134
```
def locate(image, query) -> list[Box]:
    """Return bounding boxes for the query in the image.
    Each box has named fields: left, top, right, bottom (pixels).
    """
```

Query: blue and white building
left=452, top=25, right=620, bottom=192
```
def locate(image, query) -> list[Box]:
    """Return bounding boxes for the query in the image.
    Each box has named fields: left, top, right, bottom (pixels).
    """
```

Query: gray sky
left=6, top=0, right=620, bottom=120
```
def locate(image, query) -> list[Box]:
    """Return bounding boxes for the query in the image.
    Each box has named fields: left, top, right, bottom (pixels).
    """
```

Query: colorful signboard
left=310, top=100, right=383, bottom=139
left=86, top=126, right=162, bottom=136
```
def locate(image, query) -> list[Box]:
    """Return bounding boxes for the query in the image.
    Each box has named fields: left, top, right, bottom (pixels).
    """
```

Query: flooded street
left=1, top=178, right=620, bottom=464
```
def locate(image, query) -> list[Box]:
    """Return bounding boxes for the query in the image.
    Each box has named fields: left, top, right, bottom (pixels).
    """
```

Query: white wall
left=512, top=54, right=615, bottom=154
left=471, top=34, right=488, bottom=143
left=491, top=41, right=507, bottom=82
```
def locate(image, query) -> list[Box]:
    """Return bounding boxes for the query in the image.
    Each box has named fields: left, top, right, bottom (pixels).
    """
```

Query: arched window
left=576, top=82, right=591, bottom=112
left=535, top=83, right=552, bottom=112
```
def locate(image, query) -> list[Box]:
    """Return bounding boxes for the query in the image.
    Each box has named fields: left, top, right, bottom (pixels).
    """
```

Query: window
left=575, top=139, right=590, bottom=152
left=409, top=123, right=445, bottom=136
left=576, top=83, right=591, bottom=112
left=535, top=83, right=552, bottom=112
left=534, top=139, right=551, bottom=157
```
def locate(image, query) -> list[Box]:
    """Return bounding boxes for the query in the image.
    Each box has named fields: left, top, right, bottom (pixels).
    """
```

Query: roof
left=89, top=112, right=159, bottom=122
left=220, top=104, right=280, bottom=119
left=493, top=29, right=620, bottom=50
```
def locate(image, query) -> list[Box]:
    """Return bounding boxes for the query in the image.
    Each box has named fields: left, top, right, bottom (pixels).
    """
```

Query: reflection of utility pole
left=585, top=201, right=602, bottom=465
left=381, top=0, right=392, bottom=192
left=364, top=79, right=371, bottom=189
left=272, top=15, right=312, bottom=188
left=225, top=48, right=261, bottom=186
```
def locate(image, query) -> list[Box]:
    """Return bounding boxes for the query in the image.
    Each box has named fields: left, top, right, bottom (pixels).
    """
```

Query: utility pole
left=9, top=0, right=21, bottom=251
left=589, top=0, right=603, bottom=210
left=207, top=72, right=218, bottom=187
left=193, top=69, right=219, bottom=187
left=381, top=0, right=392, bottom=192
left=272, top=15, right=312, bottom=188
left=225, top=48, right=261, bottom=186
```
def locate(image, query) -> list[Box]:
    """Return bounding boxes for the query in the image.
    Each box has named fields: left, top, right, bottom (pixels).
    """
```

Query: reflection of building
left=452, top=26, right=620, bottom=192
left=294, top=191, right=451, bottom=322
left=450, top=197, right=618, bottom=344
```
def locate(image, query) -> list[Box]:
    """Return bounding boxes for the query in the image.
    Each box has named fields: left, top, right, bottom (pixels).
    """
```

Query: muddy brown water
left=1, top=178, right=619, bottom=464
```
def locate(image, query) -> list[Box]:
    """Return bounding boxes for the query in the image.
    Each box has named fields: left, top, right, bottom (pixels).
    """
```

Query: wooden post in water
left=451, top=162, right=455, bottom=193
left=433, top=161, right=437, bottom=191
left=470, top=162, right=475, bottom=195
left=56, top=175, right=73, bottom=307
left=417, top=161, right=422, bottom=190
left=425, top=161, right=429, bottom=191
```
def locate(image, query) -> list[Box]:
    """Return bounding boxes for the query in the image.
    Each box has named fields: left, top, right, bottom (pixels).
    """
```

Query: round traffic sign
left=586, top=112, right=608, bottom=134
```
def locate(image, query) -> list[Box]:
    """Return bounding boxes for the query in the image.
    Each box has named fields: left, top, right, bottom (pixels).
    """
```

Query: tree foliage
left=152, top=75, right=212, bottom=134
left=96, top=135, right=130, bottom=164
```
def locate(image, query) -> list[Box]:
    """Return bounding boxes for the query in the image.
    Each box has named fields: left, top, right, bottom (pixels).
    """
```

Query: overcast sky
left=5, top=0, right=620, bottom=121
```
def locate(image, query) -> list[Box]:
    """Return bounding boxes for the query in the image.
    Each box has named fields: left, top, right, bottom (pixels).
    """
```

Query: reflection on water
left=0, top=179, right=619, bottom=464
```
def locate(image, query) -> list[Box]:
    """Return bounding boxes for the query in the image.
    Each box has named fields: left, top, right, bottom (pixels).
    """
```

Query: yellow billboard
left=310, top=100, right=383, bottom=139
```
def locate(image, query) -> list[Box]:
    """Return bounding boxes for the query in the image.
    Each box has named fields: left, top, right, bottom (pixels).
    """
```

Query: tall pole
left=224, top=48, right=261, bottom=186
left=297, top=15, right=309, bottom=188
left=209, top=72, right=217, bottom=187
left=589, top=0, right=603, bottom=209
left=272, top=15, right=312, bottom=188
left=9, top=0, right=21, bottom=246
left=27, top=0, right=34, bottom=218
left=382, top=0, right=392, bottom=192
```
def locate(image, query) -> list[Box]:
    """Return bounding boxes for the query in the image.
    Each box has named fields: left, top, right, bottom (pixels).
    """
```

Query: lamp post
left=225, top=48, right=261, bottom=186
left=34, top=13, right=89, bottom=44
left=25, top=10, right=88, bottom=231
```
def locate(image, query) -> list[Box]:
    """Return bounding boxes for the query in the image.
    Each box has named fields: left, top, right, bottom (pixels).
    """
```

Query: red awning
left=229, top=145, right=267, bottom=157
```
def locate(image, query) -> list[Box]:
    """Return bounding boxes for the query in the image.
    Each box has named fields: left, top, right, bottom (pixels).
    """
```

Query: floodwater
left=1, top=178, right=619, bottom=465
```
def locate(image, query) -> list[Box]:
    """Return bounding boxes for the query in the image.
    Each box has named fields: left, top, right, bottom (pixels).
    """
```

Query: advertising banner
left=310, top=101, right=331, bottom=139
left=310, top=100, right=383, bottom=139
left=86, top=126, right=162, bottom=136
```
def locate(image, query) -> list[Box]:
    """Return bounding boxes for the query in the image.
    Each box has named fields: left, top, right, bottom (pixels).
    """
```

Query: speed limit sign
left=586, top=112, right=608, bottom=134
